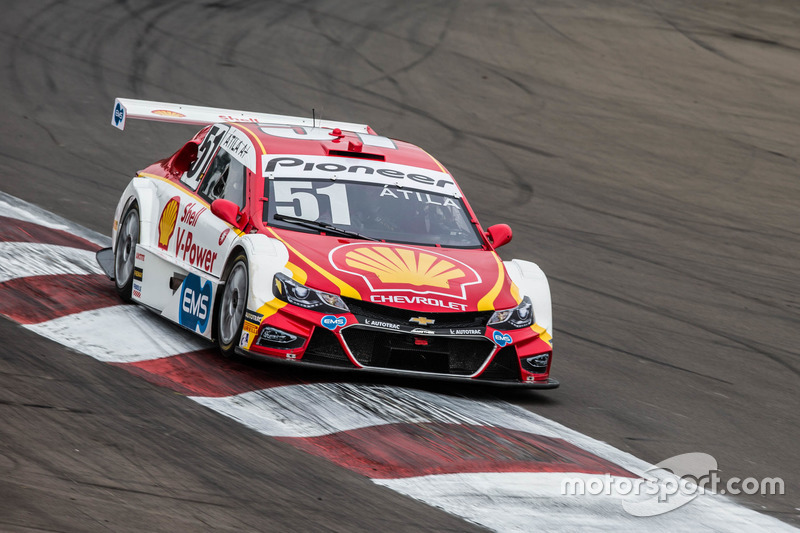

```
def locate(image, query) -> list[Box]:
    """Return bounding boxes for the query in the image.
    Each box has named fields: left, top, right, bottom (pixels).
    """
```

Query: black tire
left=114, top=203, right=139, bottom=301
left=215, top=253, right=249, bottom=357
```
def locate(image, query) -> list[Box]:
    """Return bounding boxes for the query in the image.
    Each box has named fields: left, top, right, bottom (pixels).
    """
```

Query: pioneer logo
left=263, top=156, right=453, bottom=188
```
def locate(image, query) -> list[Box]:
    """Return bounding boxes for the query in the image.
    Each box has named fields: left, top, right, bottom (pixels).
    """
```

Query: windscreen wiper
left=273, top=213, right=379, bottom=241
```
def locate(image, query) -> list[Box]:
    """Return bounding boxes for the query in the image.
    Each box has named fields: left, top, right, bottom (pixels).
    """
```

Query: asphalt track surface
left=1, top=0, right=798, bottom=530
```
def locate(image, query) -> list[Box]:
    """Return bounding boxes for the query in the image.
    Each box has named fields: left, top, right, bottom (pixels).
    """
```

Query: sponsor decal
left=152, top=109, right=186, bottom=118
left=133, top=266, right=143, bottom=281
left=493, top=330, right=513, bottom=347
left=239, top=331, right=250, bottom=348
left=132, top=281, right=142, bottom=298
left=449, top=328, right=483, bottom=335
left=321, top=315, right=347, bottom=331
left=157, top=197, right=180, bottom=250
left=363, top=318, right=401, bottom=330
left=245, top=310, right=264, bottom=324
left=410, top=328, right=434, bottom=335
left=135, top=252, right=145, bottom=262
left=371, top=294, right=467, bottom=311
left=243, top=321, right=260, bottom=335
left=330, top=243, right=481, bottom=301
left=175, top=228, right=218, bottom=271
left=179, top=274, right=212, bottom=333
left=113, top=101, right=125, bottom=127
left=219, top=228, right=230, bottom=246
left=285, top=353, right=297, bottom=359
left=263, top=156, right=454, bottom=189
left=410, top=316, right=435, bottom=326
left=180, top=202, right=206, bottom=227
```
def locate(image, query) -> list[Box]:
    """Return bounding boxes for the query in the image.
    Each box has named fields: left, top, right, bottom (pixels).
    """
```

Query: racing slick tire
left=216, top=253, right=249, bottom=357
left=114, top=203, right=139, bottom=302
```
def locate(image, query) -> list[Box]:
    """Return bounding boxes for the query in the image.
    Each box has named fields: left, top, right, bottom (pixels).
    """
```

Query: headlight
left=273, top=272, right=349, bottom=313
left=488, top=296, right=534, bottom=329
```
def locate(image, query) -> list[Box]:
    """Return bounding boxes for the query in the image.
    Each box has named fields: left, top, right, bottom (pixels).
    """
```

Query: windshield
left=264, top=178, right=482, bottom=248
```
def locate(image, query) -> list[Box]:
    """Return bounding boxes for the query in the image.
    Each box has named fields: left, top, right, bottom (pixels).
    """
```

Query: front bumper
left=240, top=299, right=558, bottom=388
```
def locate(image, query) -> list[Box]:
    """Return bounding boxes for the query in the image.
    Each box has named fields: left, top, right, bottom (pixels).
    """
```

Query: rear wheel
left=114, top=204, right=139, bottom=301
left=216, top=254, right=249, bottom=357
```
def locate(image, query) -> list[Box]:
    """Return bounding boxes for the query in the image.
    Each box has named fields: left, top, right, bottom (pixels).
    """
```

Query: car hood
left=266, top=228, right=519, bottom=313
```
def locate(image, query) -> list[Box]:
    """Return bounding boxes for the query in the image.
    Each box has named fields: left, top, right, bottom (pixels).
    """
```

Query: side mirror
left=485, top=224, right=512, bottom=248
left=211, top=199, right=242, bottom=228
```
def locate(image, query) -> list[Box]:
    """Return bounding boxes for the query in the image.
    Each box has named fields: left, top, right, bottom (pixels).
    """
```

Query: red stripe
left=0, top=216, right=100, bottom=251
left=280, top=423, right=637, bottom=479
left=115, top=351, right=311, bottom=397
left=0, top=273, right=121, bottom=324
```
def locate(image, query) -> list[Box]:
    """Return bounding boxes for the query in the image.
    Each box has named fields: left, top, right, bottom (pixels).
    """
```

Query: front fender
left=231, top=233, right=290, bottom=308
left=504, top=259, right=553, bottom=338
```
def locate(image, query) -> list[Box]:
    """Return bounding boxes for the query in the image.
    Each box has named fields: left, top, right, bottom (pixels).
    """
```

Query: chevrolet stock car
left=98, top=98, right=557, bottom=387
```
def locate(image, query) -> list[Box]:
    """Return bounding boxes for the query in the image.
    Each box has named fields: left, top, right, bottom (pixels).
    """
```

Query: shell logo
left=330, top=244, right=482, bottom=299
left=152, top=109, right=186, bottom=118
left=157, top=196, right=180, bottom=250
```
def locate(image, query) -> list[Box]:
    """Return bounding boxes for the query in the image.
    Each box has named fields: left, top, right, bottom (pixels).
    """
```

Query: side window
left=198, top=149, right=246, bottom=208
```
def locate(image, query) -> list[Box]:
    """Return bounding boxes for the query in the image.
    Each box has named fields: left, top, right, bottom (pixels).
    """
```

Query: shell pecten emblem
left=330, top=243, right=482, bottom=299
left=157, top=196, right=180, bottom=250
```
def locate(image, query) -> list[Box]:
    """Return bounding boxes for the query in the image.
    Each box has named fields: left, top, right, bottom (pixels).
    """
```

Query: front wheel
left=216, top=253, right=249, bottom=357
left=114, top=204, right=139, bottom=301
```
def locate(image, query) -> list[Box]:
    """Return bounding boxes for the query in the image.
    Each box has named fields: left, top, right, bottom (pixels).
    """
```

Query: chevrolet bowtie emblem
left=410, top=316, right=435, bottom=326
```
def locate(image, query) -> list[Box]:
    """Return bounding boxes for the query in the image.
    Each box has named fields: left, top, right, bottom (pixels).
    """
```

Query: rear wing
left=111, top=98, right=373, bottom=134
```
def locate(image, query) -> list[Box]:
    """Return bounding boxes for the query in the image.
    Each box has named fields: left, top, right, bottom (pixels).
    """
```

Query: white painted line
left=24, top=305, right=211, bottom=362
left=376, top=472, right=796, bottom=532
left=190, top=382, right=567, bottom=439
left=0, top=191, right=111, bottom=247
left=0, top=242, right=104, bottom=283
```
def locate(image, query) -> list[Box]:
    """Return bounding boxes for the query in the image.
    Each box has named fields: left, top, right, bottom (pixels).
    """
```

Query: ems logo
left=179, top=274, right=212, bottom=333
left=157, top=196, right=180, bottom=250
left=321, top=315, right=347, bottom=331
left=493, top=331, right=513, bottom=347
left=113, top=102, right=125, bottom=127
left=329, top=243, right=481, bottom=300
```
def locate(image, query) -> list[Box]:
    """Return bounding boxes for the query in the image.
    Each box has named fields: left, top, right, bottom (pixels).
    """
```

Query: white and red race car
left=99, top=98, right=557, bottom=387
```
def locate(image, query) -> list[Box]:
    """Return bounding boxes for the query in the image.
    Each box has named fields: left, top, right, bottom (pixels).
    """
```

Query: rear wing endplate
left=111, top=98, right=373, bottom=134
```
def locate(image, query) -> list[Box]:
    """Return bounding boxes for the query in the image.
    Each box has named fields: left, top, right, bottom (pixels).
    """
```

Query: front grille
left=344, top=298, right=493, bottom=329
left=301, top=327, right=353, bottom=367
left=476, top=346, right=521, bottom=382
left=341, top=326, right=494, bottom=375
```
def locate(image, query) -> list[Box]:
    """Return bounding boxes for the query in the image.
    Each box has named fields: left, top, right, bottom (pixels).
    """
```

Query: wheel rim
left=220, top=262, right=247, bottom=345
left=115, top=210, right=139, bottom=286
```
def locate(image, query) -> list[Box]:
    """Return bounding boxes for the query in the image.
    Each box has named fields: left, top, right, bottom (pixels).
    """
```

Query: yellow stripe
left=236, top=124, right=267, bottom=155
left=266, top=228, right=361, bottom=299
left=477, top=252, right=505, bottom=311
left=286, top=261, right=307, bottom=284
left=531, top=323, right=553, bottom=347
left=509, top=281, right=522, bottom=304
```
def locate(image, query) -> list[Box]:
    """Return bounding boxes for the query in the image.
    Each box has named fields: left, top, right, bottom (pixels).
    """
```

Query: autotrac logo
left=158, top=196, right=180, bottom=250
left=179, top=274, right=212, bottom=333
left=493, top=330, right=513, bottom=347
left=329, top=243, right=482, bottom=301
left=321, top=315, right=347, bottom=330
